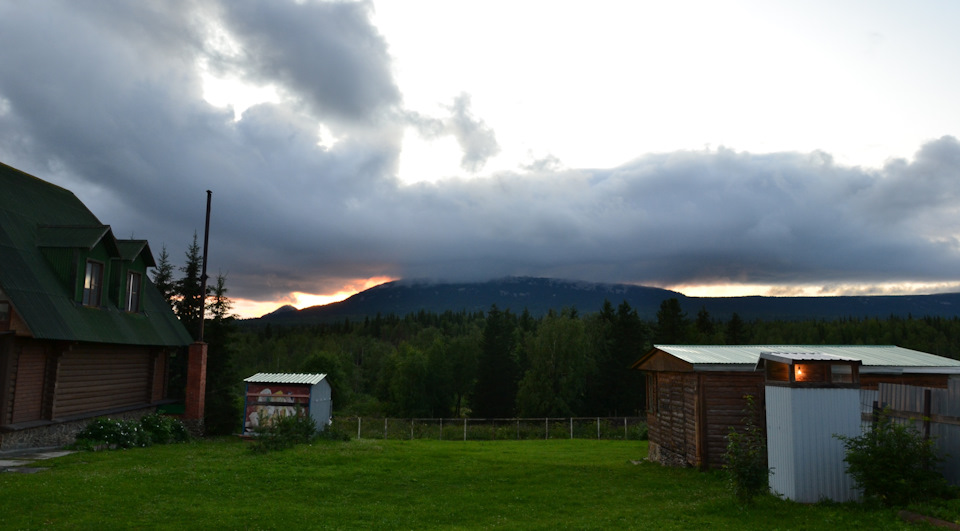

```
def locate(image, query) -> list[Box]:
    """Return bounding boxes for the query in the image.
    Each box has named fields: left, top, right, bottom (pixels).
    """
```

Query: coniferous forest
left=228, top=301, right=960, bottom=421
left=155, top=240, right=960, bottom=430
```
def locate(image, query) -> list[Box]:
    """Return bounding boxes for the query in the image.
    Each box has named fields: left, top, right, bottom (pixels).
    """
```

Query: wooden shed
left=633, top=345, right=960, bottom=469
left=242, top=373, right=332, bottom=435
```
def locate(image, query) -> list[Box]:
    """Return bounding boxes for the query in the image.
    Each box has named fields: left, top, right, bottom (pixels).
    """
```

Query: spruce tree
left=203, top=272, right=241, bottom=435
left=151, top=244, right=175, bottom=306
left=472, top=305, right=518, bottom=418
left=656, top=298, right=689, bottom=344
left=174, top=232, right=204, bottom=340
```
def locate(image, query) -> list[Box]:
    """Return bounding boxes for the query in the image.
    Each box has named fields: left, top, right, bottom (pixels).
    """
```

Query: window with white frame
left=126, top=271, right=142, bottom=312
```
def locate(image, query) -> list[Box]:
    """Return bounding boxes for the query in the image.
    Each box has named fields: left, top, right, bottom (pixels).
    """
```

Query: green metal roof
left=647, top=345, right=960, bottom=373
left=36, top=225, right=113, bottom=249
left=116, top=240, right=156, bottom=267
left=0, top=161, right=191, bottom=347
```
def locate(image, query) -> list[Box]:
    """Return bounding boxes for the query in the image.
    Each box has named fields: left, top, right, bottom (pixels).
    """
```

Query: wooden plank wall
left=150, top=351, right=167, bottom=403
left=650, top=372, right=698, bottom=466
left=53, top=349, right=150, bottom=418
left=10, top=345, right=46, bottom=424
left=700, top=373, right=765, bottom=469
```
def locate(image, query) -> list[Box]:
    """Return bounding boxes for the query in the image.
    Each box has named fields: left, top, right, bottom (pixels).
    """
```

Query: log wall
left=10, top=345, right=46, bottom=424
left=53, top=349, right=151, bottom=419
left=699, top=373, right=765, bottom=469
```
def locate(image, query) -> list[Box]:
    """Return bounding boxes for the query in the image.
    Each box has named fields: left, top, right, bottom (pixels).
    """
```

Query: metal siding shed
left=243, top=373, right=332, bottom=434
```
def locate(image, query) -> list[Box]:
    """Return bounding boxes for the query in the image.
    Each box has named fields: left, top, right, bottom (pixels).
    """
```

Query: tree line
left=151, top=241, right=960, bottom=429
left=229, top=298, right=960, bottom=421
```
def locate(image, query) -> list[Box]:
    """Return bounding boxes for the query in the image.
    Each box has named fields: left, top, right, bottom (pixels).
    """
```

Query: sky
left=3, top=0, right=960, bottom=318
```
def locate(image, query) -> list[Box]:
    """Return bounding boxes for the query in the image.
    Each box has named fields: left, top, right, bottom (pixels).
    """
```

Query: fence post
left=411, top=419, right=414, bottom=440
left=597, top=417, right=600, bottom=440
left=357, top=417, right=361, bottom=440
left=464, top=418, right=467, bottom=441
left=516, top=418, right=520, bottom=440
left=545, top=418, right=549, bottom=439
left=570, top=418, right=573, bottom=439
left=384, top=418, right=388, bottom=440
left=624, top=417, right=627, bottom=439
left=440, top=418, right=443, bottom=441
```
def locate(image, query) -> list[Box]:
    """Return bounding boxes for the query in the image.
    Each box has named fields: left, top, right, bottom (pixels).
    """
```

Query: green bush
left=316, top=423, right=351, bottom=442
left=835, top=410, right=949, bottom=506
left=723, top=395, right=771, bottom=505
left=74, top=414, right=189, bottom=450
left=139, top=412, right=190, bottom=444
left=249, top=407, right=318, bottom=452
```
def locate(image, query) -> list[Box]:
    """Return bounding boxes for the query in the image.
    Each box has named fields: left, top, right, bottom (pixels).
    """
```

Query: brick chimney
left=183, top=342, right=208, bottom=434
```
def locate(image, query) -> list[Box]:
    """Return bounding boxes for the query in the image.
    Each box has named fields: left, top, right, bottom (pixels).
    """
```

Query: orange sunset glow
left=231, top=276, right=396, bottom=319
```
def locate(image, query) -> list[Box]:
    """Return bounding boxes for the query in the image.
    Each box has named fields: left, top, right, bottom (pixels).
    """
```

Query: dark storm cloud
left=1, top=0, right=960, bottom=306
left=218, top=0, right=400, bottom=125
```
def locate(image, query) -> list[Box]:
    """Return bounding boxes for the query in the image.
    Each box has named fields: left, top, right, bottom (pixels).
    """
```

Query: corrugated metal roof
left=245, top=373, right=328, bottom=385
left=653, top=345, right=960, bottom=370
left=116, top=240, right=156, bottom=267
left=36, top=225, right=112, bottom=249
left=759, top=351, right=859, bottom=364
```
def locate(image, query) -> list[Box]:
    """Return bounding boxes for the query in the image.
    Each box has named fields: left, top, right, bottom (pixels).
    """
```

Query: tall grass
left=0, top=439, right=910, bottom=529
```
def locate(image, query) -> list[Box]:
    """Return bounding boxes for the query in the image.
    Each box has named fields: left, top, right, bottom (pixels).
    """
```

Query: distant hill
left=249, top=277, right=960, bottom=325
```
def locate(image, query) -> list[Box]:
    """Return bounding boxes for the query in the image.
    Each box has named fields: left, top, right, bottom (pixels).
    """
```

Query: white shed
left=242, top=373, right=332, bottom=435
left=757, top=351, right=862, bottom=503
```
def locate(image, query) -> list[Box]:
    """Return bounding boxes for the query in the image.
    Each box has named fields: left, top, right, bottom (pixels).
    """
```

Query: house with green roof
left=0, top=161, right=192, bottom=450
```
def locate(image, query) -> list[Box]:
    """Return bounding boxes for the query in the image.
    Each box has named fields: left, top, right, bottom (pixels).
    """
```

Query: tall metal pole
left=198, top=190, right=212, bottom=342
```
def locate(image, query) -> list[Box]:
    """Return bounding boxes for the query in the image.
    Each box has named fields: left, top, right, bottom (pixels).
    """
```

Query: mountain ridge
left=249, top=277, right=960, bottom=325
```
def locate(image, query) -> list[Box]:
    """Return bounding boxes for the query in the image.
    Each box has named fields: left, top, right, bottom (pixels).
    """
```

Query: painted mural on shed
left=242, top=373, right=332, bottom=434
left=0, top=161, right=192, bottom=450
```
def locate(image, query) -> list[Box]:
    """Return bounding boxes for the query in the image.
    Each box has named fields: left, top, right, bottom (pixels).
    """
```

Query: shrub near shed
left=836, top=411, right=952, bottom=506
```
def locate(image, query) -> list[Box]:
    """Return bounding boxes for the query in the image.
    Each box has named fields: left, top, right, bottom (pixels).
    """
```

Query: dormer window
left=125, top=271, right=142, bottom=312
left=82, top=260, right=103, bottom=307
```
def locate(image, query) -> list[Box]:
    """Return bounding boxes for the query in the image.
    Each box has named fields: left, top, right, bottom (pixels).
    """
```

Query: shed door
left=11, top=347, right=46, bottom=424
left=54, top=350, right=150, bottom=418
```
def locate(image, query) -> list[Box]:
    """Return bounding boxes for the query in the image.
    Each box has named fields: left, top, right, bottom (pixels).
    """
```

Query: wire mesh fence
left=331, top=416, right=648, bottom=441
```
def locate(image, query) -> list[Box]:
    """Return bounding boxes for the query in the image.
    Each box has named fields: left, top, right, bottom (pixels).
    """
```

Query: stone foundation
left=0, top=407, right=157, bottom=451
left=647, top=441, right=692, bottom=468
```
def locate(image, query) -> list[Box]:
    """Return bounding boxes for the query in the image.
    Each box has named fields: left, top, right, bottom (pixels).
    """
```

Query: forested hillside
left=231, top=299, right=960, bottom=419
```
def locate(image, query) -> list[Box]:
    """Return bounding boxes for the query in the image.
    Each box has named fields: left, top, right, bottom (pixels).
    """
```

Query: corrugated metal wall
left=310, top=380, right=333, bottom=430
left=933, top=379, right=960, bottom=485
left=766, top=386, right=861, bottom=503
left=877, top=380, right=960, bottom=485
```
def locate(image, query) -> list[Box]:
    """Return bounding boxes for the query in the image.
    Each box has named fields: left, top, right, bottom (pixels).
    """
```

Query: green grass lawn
left=0, top=438, right=926, bottom=529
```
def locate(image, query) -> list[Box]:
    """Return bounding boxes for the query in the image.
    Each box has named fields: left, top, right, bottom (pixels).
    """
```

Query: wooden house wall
left=10, top=344, right=46, bottom=424
left=1, top=338, right=176, bottom=428
left=699, top=372, right=765, bottom=469
left=150, top=351, right=167, bottom=403
left=648, top=372, right=698, bottom=466
left=54, top=348, right=151, bottom=418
